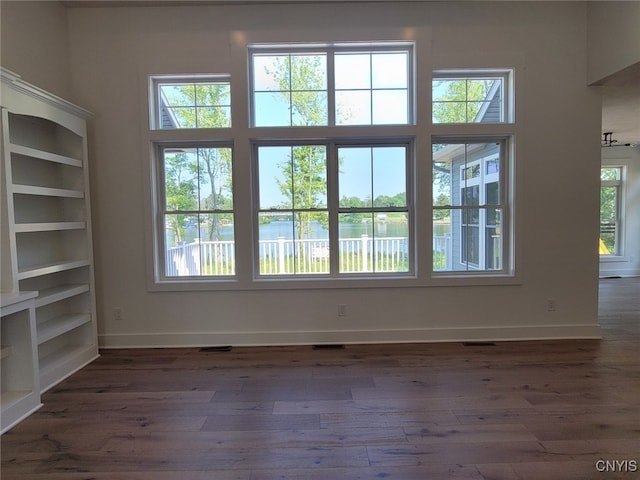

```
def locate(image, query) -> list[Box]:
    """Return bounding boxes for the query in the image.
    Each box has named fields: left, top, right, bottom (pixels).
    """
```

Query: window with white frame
left=254, top=141, right=412, bottom=277
left=600, top=166, right=623, bottom=256
left=158, top=144, right=235, bottom=278
left=432, top=141, right=508, bottom=273
left=147, top=49, right=517, bottom=287
left=151, top=76, right=231, bottom=129
left=250, top=44, right=413, bottom=127
left=432, top=70, right=511, bottom=124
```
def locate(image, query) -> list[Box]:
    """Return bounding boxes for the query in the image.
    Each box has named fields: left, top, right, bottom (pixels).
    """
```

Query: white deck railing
left=166, top=235, right=451, bottom=276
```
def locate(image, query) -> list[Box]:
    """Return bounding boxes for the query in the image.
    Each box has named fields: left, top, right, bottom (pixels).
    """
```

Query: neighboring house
left=432, top=80, right=504, bottom=272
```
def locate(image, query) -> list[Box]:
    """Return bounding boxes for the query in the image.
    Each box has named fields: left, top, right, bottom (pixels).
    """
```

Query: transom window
left=151, top=76, right=231, bottom=129
left=432, top=70, right=511, bottom=124
left=250, top=44, right=413, bottom=127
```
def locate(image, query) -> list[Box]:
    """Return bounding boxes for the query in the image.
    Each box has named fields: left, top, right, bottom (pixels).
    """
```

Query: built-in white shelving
left=0, top=291, right=42, bottom=434
left=1, top=68, right=98, bottom=424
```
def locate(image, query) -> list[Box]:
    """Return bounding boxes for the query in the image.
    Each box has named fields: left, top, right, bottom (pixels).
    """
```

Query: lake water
left=173, top=220, right=451, bottom=245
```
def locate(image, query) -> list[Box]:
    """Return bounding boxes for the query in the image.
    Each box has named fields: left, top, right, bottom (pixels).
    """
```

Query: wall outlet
left=338, top=304, right=347, bottom=317
left=546, top=298, right=556, bottom=312
left=114, top=307, right=123, bottom=321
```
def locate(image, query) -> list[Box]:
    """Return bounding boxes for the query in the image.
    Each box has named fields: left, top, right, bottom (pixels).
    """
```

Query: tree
left=266, top=56, right=329, bottom=238
left=432, top=79, right=496, bottom=123
left=164, top=84, right=233, bottom=241
left=276, top=145, right=327, bottom=239
left=164, top=152, right=197, bottom=244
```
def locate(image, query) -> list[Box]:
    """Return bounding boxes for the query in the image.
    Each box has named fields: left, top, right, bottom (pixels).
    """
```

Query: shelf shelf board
left=34, top=284, right=90, bottom=308
left=39, top=344, right=98, bottom=392
left=37, top=313, right=92, bottom=345
left=12, top=184, right=85, bottom=199
left=14, top=222, right=86, bottom=233
left=17, top=260, right=90, bottom=280
left=10, top=143, right=83, bottom=168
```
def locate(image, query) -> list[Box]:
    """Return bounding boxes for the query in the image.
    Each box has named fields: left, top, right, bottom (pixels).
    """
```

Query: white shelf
left=12, top=184, right=85, bottom=199
left=1, top=390, right=32, bottom=409
left=35, top=284, right=90, bottom=308
left=17, top=259, right=91, bottom=280
left=9, top=143, right=83, bottom=168
left=2, top=68, right=97, bottom=429
left=37, top=313, right=92, bottom=345
left=14, top=222, right=86, bottom=233
left=39, top=344, right=98, bottom=393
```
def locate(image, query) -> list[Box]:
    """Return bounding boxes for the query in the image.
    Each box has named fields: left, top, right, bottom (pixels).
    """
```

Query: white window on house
left=254, top=141, right=412, bottom=277
left=600, top=166, right=623, bottom=256
left=250, top=44, right=413, bottom=127
left=432, top=70, right=512, bottom=124
left=150, top=76, right=231, bottom=129
left=157, top=145, right=235, bottom=278
left=432, top=140, right=508, bottom=273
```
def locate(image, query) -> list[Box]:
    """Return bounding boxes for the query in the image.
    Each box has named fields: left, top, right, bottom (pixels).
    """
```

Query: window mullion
left=326, top=142, right=339, bottom=277
left=327, top=50, right=336, bottom=126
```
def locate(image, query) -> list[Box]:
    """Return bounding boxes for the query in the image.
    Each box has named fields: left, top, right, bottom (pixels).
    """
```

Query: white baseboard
left=99, top=324, right=602, bottom=349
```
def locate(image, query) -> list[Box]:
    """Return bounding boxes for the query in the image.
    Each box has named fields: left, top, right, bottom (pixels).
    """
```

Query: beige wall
left=61, top=1, right=603, bottom=347
left=2, top=1, right=605, bottom=347
left=0, top=0, right=73, bottom=100
left=587, top=1, right=640, bottom=84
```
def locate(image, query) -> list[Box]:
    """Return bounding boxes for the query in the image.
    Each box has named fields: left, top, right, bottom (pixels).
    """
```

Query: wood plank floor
left=2, top=278, right=639, bottom=479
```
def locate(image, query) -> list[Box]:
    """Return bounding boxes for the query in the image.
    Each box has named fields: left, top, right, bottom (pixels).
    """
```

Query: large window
left=254, top=142, right=411, bottom=277
left=250, top=44, right=413, bottom=127
left=147, top=47, right=517, bottom=288
left=600, top=167, right=623, bottom=256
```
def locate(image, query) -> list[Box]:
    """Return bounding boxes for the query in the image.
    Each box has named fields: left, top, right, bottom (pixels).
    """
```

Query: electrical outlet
left=338, top=304, right=347, bottom=317
left=546, top=298, right=556, bottom=312
left=114, top=307, right=123, bottom=321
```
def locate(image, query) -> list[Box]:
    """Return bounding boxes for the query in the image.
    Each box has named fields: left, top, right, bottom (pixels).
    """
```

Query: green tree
left=432, top=79, right=495, bottom=123
left=276, top=145, right=327, bottom=238
left=433, top=193, right=451, bottom=221
left=164, top=84, right=233, bottom=241
left=266, top=56, right=329, bottom=238
left=164, top=152, right=197, bottom=244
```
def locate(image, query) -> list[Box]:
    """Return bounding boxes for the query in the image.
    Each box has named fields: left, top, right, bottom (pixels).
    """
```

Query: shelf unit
left=1, top=68, right=98, bottom=405
left=1, top=291, right=42, bottom=434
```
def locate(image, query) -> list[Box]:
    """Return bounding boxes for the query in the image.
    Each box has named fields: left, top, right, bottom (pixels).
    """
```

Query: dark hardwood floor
left=2, top=278, right=639, bottom=479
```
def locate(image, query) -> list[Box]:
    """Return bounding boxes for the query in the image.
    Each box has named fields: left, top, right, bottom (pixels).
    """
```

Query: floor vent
left=463, top=341, right=496, bottom=347
left=199, top=346, right=233, bottom=352
left=312, top=344, right=345, bottom=350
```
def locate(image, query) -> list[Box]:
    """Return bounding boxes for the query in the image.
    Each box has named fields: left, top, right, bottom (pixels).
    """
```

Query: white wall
left=0, top=1, right=72, bottom=100
left=55, top=2, right=603, bottom=347
left=600, top=146, right=640, bottom=277
left=587, top=1, right=640, bottom=84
